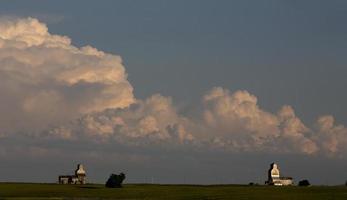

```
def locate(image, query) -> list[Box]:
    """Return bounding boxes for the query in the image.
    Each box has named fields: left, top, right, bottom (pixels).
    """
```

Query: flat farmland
left=0, top=183, right=347, bottom=200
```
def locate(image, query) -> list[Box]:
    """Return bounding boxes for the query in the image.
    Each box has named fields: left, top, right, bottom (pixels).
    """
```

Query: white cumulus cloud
left=1, top=17, right=346, bottom=157
left=0, top=17, right=134, bottom=135
left=313, top=115, right=347, bottom=155
left=50, top=94, right=194, bottom=146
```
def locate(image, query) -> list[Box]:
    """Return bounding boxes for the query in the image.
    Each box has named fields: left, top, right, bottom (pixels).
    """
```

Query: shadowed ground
left=0, top=183, right=347, bottom=200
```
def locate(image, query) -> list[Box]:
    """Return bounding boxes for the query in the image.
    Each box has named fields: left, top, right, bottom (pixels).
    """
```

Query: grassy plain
left=0, top=183, right=346, bottom=200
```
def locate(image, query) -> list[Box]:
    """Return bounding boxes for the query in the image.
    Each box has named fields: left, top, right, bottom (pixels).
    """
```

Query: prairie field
left=0, top=183, right=347, bottom=200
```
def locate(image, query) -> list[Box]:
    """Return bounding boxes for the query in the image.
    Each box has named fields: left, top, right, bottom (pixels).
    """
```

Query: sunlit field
left=1, top=183, right=347, bottom=200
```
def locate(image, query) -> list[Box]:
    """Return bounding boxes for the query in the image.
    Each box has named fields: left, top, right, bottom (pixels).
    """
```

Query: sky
left=0, top=0, right=347, bottom=185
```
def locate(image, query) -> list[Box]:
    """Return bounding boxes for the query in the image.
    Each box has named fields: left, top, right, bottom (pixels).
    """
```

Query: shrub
left=105, top=173, right=126, bottom=188
left=298, top=179, right=310, bottom=186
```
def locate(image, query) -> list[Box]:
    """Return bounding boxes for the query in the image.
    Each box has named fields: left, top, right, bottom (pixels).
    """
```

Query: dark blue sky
left=2, top=0, right=346, bottom=125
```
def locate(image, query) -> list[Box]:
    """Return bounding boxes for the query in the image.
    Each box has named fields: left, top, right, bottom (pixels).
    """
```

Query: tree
left=298, top=179, right=310, bottom=186
left=105, top=173, right=126, bottom=188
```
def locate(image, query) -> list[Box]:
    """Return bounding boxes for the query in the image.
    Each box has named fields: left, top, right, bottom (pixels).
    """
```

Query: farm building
left=265, top=163, right=293, bottom=186
left=58, top=164, right=86, bottom=184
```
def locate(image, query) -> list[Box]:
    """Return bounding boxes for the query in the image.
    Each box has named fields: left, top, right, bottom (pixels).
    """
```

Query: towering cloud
left=276, top=105, right=318, bottom=154
left=0, top=17, right=346, bottom=157
left=314, top=115, right=347, bottom=155
left=202, top=88, right=280, bottom=149
left=199, top=88, right=318, bottom=154
left=0, top=17, right=134, bottom=135
left=50, top=93, right=195, bottom=148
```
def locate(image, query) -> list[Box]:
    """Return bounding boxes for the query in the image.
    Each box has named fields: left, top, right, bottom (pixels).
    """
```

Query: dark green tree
left=298, top=179, right=310, bottom=186
left=105, top=173, right=126, bottom=188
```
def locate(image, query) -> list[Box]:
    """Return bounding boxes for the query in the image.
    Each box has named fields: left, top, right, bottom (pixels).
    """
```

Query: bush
left=105, top=173, right=126, bottom=188
left=298, top=179, right=310, bottom=186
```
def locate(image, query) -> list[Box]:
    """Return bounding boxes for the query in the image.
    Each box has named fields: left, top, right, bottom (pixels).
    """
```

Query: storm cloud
left=0, top=17, right=134, bottom=135
left=1, top=17, right=347, bottom=161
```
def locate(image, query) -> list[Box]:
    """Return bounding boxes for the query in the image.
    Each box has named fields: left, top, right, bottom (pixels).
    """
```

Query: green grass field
left=0, top=183, right=347, bottom=200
